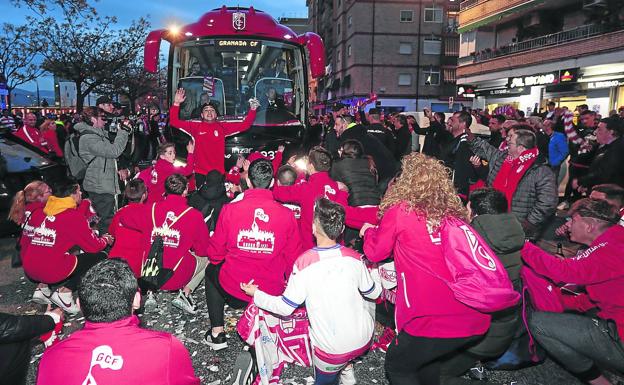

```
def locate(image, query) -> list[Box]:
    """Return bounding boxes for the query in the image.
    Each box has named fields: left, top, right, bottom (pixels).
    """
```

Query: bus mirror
left=144, top=29, right=165, bottom=73
left=298, top=32, right=326, bottom=79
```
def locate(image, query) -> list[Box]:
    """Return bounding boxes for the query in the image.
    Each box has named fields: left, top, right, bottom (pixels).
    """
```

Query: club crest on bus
left=233, top=12, right=246, bottom=31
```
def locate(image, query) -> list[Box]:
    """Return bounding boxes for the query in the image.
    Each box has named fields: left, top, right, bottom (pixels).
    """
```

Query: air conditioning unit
left=583, top=0, right=608, bottom=9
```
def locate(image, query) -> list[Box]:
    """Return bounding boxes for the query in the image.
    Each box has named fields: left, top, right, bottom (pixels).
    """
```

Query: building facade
left=308, top=0, right=461, bottom=113
left=457, top=0, right=624, bottom=116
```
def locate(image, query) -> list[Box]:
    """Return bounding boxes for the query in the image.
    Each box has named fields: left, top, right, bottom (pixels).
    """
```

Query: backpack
left=64, top=132, right=96, bottom=180
left=416, top=216, right=521, bottom=313
left=139, top=204, right=192, bottom=291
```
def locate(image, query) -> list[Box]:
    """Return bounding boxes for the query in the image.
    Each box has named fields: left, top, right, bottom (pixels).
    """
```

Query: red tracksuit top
left=272, top=171, right=348, bottom=250
left=120, top=195, right=210, bottom=290
left=37, top=315, right=199, bottom=385
left=108, top=203, right=147, bottom=277
left=168, top=105, right=256, bottom=175
left=15, top=125, right=49, bottom=153
left=363, top=203, right=491, bottom=338
left=138, top=156, right=195, bottom=204
left=22, top=207, right=108, bottom=283
left=522, top=225, right=624, bottom=339
left=206, top=188, right=302, bottom=301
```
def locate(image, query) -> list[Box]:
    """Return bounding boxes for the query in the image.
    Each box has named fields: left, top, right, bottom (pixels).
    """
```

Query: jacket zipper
left=401, top=272, right=411, bottom=308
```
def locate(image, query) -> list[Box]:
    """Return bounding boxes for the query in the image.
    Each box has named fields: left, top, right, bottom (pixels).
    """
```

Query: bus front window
left=173, top=38, right=304, bottom=126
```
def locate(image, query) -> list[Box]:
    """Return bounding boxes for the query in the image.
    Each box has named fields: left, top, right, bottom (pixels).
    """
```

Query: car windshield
left=172, top=38, right=305, bottom=126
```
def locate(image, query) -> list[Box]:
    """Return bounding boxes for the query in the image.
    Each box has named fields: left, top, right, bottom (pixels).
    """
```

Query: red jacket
left=42, top=129, right=63, bottom=156
left=345, top=205, right=379, bottom=229
left=19, top=201, right=46, bottom=250
left=207, top=188, right=302, bottom=301
left=37, top=315, right=199, bottom=385
left=109, top=203, right=148, bottom=277
left=14, top=125, right=49, bottom=153
left=273, top=171, right=348, bottom=250
left=120, top=195, right=209, bottom=290
left=22, top=207, right=108, bottom=283
left=522, top=225, right=624, bottom=339
left=138, top=156, right=195, bottom=204
left=363, top=203, right=490, bottom=338
left=169, top=105, right=256, bottom=175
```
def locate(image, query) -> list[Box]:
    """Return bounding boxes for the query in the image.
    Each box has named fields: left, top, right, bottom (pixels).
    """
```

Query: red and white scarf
left=492, top=147, right=539, bottom=209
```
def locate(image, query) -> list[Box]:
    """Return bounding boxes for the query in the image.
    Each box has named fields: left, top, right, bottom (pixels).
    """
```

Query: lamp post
left=35, top=79, right=41, bottom=107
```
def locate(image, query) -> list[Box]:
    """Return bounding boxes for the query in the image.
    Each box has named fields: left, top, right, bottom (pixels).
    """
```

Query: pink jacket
left=273, top=171, right=348, bottom=249
left=22, top=207, right=107, bottom=283
left=363, top=203, right=490, bottom=338
left=207, top=188, right=302, bottom=301
left=522, top=225, right=624, bottom=339
left=138, top=156, right=195, bottom=204
left=169, top=105, right=256, bottom=175
left=37, top=315, right=199, bottom=385
left=109, top=203, right=148, bottom=277
left=120, top=195, right=210, bottom=290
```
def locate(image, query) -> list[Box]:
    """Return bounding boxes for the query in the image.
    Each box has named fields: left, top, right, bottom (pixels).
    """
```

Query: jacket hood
left=471, top=213, right=525, bottom=254
left=44, top=196, right=77, bottom=216
left=73, top=121, right=102, bottom=135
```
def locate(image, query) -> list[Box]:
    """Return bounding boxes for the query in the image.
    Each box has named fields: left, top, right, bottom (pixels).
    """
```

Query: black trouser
left=88, top=192, right=116, bottom=234
left=386, top=331, right=479, bottom=385
left=205, top=263, right=249, bottom=328
left=529, top=311, right=624, bottom=382
left=376, top=300, right=396, bottom=329
left=0, top=341, right=30, bottom=385
left=62, top=252, right=107, bottom=291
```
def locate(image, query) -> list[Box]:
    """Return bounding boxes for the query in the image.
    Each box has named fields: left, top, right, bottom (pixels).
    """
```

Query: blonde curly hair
left=379, top=153, right=468, bottom=228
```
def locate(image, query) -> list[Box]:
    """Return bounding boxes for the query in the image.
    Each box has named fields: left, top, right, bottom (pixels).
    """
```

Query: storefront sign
left=508, top=68, right=579, bottom=88
left=457, top=85, right=476, bottom=98
left=587, top=80, right=623, bottom=89
left=476, top=87, right=530, bottom=97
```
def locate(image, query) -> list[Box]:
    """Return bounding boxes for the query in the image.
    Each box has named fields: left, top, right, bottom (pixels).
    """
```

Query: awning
left=458, top=0, right=545, bottom=34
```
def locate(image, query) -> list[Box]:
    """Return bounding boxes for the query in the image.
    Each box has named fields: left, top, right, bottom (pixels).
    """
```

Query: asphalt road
left=0, top=237, right=621, bottom=385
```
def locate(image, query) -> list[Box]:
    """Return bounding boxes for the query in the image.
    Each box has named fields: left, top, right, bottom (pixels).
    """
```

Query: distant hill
left=10, top=88, right=55, bottom=107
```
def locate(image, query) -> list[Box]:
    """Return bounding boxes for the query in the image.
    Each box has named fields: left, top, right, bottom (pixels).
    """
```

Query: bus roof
left=163, top=6, right=299, bottom=43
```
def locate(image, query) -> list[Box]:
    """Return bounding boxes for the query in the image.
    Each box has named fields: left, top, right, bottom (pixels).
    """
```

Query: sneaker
left=204, top=328, right=228, bottom=351
left=371, top=326, right=396, bottom=353
left=339, top=364, right=357, bottom=385
left=31, top=286, right=53, bottom=305
left=50, top=291, right=80, bottom=314
left=230, top=346, right=253, bottom=385
left=144, top=291, right=157, bottom=311
left=172, top=290, right=197, bottom=315
left=468, top=362, right=488, bottom=381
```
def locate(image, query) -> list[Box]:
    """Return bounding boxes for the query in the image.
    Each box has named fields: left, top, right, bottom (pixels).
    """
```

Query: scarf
left=44, top=196, right=77, bottom=216
left=492, top=147, right=539, bottom=209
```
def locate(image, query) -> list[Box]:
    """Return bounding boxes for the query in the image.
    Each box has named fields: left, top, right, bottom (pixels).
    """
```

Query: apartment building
left=307, top=0, right=461, bottom=113
left=457, top=0, right=624, bottom=115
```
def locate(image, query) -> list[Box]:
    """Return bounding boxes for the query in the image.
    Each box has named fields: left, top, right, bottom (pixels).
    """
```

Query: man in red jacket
left=204, top=158, right=302, bottom=350
left=273, top=146, right=348, bottom=249
left=525, top=198, right=624, bottom=385
left=13, top=113, right=49, bottom=153
left=120, top=174, right=210, bottom=314
left=37, top=259, right=200, bottom=385
left=169, top=88, right=259, bottom=185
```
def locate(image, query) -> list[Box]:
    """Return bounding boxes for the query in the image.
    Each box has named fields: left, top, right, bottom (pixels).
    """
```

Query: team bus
left=143, top=6, right=326, bottom=168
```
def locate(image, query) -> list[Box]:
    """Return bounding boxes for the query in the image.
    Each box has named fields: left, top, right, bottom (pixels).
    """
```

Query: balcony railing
left=460, top=0, right=483, bottom=11
left=471, top=23, right=611, bottom=62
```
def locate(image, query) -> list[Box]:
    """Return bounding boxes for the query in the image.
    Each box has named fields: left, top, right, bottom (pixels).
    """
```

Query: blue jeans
left=314, top=367, right=340, bottom=385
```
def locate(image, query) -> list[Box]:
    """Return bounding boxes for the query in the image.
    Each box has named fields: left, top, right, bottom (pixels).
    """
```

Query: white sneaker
left=50, top=291, right=80, bottom=314
left=171, top=290, right=197, bottom=315
left=31, top=286, right=53, bottom=305
left=339, top=364, right=357, bottom=385
left=144, top=291, right=157, bottom=311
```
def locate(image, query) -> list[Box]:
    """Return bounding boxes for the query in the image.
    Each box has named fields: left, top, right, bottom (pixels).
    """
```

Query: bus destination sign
left=215, top=39, right=262, bottom=53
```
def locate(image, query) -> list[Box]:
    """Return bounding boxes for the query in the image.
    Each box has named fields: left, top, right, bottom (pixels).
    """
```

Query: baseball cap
left=96, top=96, right=113, bottom=105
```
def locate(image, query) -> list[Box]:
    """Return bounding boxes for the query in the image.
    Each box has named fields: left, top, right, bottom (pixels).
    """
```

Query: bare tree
left=0, top=23, right=44, bottom=109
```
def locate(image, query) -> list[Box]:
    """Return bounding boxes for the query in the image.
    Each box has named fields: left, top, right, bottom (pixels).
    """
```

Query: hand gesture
left=248, top=98, right=260, bottom=111
left=469, top=155, right=482, bottom=167
left=102, top=234, right=115, bottom=245
left=186, top=140, right=195, bottom=154
left=174, top=88, right=186, bottom=106
left=359, top=223, right=376, bottom=238
left=240, top=279, right=258, bottom=296
left=554, top=221, right=571, bottom=237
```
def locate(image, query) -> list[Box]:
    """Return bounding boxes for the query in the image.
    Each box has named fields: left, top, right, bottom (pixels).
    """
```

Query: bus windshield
left=172, top=38, right=305, bottom=126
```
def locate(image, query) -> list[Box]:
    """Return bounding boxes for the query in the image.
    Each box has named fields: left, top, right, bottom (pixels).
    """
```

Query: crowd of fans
left=1, top=95, right=624, bottom=385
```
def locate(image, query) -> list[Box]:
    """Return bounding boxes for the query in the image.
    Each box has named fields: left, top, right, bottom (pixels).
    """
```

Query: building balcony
left=457, top=26, right=624, bottom=78
left=459, top=0, right=542, bottom=33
